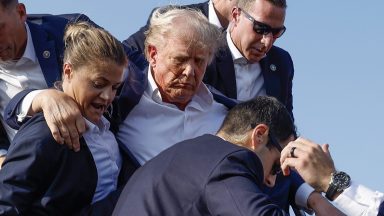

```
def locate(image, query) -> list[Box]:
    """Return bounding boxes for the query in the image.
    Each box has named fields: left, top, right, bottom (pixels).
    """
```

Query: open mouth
left=91, top=103, right=107, bottom=114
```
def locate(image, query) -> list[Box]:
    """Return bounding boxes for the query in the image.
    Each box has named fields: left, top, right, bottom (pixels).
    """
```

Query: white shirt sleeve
left=0, top=149, right=7, bottom=157
left=295, top=183, right=315, bottom=214
left=16, top=90, right=43, bottom=123
left=333, top=181, right=384, bottom=216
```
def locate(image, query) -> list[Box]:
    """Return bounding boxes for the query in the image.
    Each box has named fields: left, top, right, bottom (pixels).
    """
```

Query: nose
left=261, top=33, right=274, bottom=48
left=183, top=63, right=195, bottom=77
left=264, top=174, right=277, bottom=188
left=100, top=87, right=115, bottom=103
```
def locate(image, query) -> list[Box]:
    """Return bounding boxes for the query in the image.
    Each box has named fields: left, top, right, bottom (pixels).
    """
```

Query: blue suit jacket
left=113, top=134, right=292, bottom=216
left=204, top=44, right=294, bottom=118
left=0, top=113, right=135, bottom=215
left=0, top=114, right=96, bottom=215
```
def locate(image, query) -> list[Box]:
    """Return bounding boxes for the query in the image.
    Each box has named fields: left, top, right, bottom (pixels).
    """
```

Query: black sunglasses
left=268, top=133, right=283, bottom=175
left=239, top=8, right=286, bottom=38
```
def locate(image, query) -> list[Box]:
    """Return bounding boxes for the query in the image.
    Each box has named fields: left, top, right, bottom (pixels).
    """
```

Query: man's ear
left=250, top=124, right=268, bottom=151
left=232, top=7, right=241, bottom=24
left=63, top=63, right=73, bottom=81
left=16, top=3, right=27, bottom=22
left=147, top=45, right=158, bottom=67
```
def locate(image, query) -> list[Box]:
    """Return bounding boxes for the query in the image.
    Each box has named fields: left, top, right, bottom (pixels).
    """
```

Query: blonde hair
left=63, top=21, right=127, bottom=71
left=144, top=6, right=223, bottom=63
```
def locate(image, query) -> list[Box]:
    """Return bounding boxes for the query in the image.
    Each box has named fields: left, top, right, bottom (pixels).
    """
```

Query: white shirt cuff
left=0, top=149, right=7, bottom=157
left=16, top=90, right=43, bottom=123
left=333, top=181, right=384, bottom=216
left=295, top=183, right=315, bottom=211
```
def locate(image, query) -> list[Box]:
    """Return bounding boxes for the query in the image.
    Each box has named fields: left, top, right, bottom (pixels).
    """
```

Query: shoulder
left=27, top=13, right=91, bottom=25
left=267, top=45, right=292, bottom=60
left=11, top=113, right=62, bottom=156
left=185, top=1, right=209, bottom=13
left=27, top=13, right=95, bottom=38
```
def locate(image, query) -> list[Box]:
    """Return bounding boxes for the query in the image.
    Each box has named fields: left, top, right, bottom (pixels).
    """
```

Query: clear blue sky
left=25, top=1, right=384, bottom=193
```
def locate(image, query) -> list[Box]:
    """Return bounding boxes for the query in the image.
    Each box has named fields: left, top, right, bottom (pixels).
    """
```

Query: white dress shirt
left=226, top=31, right=266, bottom=101
left=0, top=23, right=46, bottom=142
left=83, top=116, right=122, bottom=203
left=333, top=181, right=384, bottom=216
left=116, top=68, right=228, bottom=165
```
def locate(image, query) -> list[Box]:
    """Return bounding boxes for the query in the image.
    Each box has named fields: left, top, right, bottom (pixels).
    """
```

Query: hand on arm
left=32, top=89, right=86, bottom=151
left=280, top=137, right=335, bottom=193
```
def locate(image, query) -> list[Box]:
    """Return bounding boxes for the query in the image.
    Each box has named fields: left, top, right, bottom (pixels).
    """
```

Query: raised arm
left=281, top=137, right=384, bottom=215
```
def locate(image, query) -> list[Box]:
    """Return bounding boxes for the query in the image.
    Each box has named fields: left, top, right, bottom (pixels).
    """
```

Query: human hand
left=280, top=137, right=336, bottom=192
left=32, top=89, right=86, bottom=151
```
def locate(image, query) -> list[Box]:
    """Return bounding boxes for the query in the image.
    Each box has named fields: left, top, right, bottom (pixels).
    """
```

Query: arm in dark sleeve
left=4, top=89, right=35, bottom=130
left=204, top=151, right=288, bottom=216
left=0, top=117, right=58, bottom=215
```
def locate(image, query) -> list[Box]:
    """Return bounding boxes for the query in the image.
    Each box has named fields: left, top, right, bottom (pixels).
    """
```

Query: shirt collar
left=146, top=66, right=214, bottom=111
left=208, top=0, right=223, bottom=29
left=84, top=116, right=110, bottom=134
left=226, top=30, right=267, bottom=64
left=147, top=67, right=163, bottom=103
left=226, top=31, right=247, bottom=64
left=20, top=23, right=37, bottom=64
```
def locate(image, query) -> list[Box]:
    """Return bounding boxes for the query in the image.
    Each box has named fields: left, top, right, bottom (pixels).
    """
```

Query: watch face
left=333, top=171, right=351, bottom=190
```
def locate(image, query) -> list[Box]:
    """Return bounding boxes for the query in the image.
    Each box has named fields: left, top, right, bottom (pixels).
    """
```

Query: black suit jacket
left=113, top=134, right=290, bottom=216
left=204, top=44, right=294, bottom=118
left=122, top=1, right=209, bottom=67
left=0, top=113, right=133, bottom=215
left=0, top=114, right=97, bottom=215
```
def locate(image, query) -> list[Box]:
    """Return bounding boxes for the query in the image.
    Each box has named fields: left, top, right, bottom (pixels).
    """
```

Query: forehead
left=247, top=0, right=286, bottom=25
left=76, top=61, right=124, bottom=79
left=161, top=35, right=211, bottom=57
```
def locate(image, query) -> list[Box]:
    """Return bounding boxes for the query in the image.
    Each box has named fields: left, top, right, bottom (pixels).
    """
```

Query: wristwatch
left=325, top=171, right=351, bottom=201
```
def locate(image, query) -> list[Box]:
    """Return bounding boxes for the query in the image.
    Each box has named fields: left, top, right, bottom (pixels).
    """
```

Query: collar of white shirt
left=17, top=23, right=38, bottom=66
left=146, top=67, right=215, bottom=111
left=84, top=116, right=111, bottom=134
left=208, top=0, right=223, bottom=29
left=226, top=30, right=267, bottom=64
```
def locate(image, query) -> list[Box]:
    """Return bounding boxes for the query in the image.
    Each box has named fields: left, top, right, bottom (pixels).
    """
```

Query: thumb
left=322, top=143, right=332, bottom=158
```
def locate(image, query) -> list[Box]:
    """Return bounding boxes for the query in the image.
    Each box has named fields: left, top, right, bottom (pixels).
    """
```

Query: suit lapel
left=260, top=54, right=281, bottom=100
left=27, top=21, right=62, bottom=87
left=216, top=45, right=238, bottom=99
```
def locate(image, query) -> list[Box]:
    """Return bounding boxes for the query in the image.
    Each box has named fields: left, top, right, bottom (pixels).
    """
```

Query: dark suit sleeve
left=0, top=117, right=59, bottom=215
left=204, top=151, right=288, bottom=216
left=4, top=89, right=35, bottom=130
left=378, top=202, right=384, bottom=216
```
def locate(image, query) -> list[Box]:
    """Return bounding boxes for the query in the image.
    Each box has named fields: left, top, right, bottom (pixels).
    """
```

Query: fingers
left=72, top=115, right=86, bottom=152
left=322, top=143, right=332, bottom=158
left=281, top=157, right=298, bottom=175
left=46, top=119, right=64, bottom=144
left=40, top=90, right=85, bottom=151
